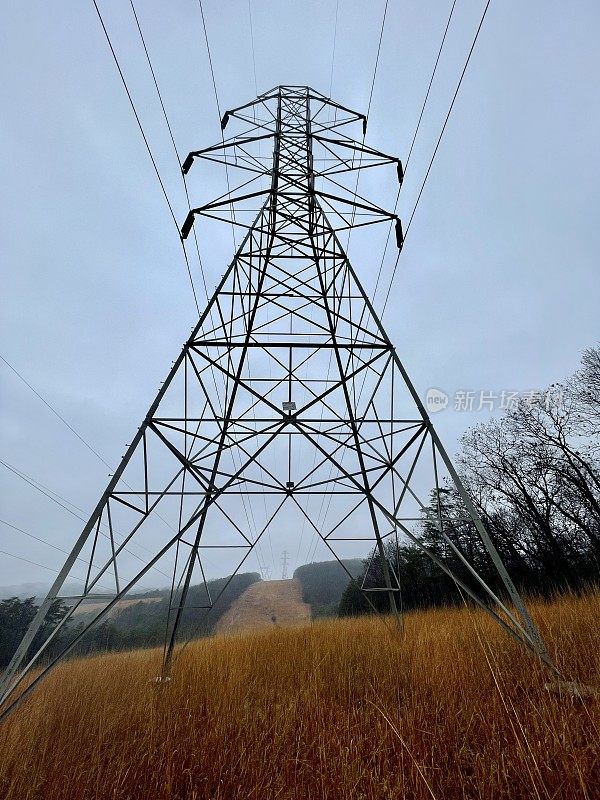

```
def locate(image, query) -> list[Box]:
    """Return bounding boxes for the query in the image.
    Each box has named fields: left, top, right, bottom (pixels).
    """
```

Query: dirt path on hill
left=215, top=579, right=311, bottom=634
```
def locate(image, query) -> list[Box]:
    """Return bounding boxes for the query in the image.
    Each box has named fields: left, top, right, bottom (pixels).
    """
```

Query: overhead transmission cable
left=366, top=0, right=389, bottom=118
left=197, top=0, right=222, bottom=120
left=0, top=351, right=193, bottom=550
left=296, top=3, right=341, bottom=570
left=246, top=0, right=275, bottom=574
left=91, top=3, right=246, bottom=574
left=380, top=0, right=493, bottom=316
left=0, top=518, right=114, bottom=593
left=371, top=0, right=458, bottom=300
left=91, top=0, right=201, bottom=315
left=0, top=458, right=171, bottom=582
left=328, top=0, right=339, bottom=100
left=0, top=546, right=99, bottom=587
left=128, top=0, right=211, bottom=306
left=314, top=0, right=390, bottom=510
left=293, top=1, right=343, bottom=571
left=346, top=0, right=389, bottom=238
left=349, top=0, right=492, bottom=443
left=248, top=0, right=259, bottom=96
left=2, top=518, right=94, bottom=563
left=128, top=0, right=239, bottom=455
left=195, top=0, right=271, bottom=578
left=0, top=458, right=90, bottom=521
left=128, top=0, right=179, bottom=161
left=349, top=0, right=461, bottom=384
left=406, top=0, right=459, bottom=172
left=99, top=0, right=261, bottom=508
left=105, top=0, right=267, bottom=582
left=305, top=0, right=460, bottom=566
left=197, top=0, right=238, bottom=249
left=0, top=354, right=110, bottom=470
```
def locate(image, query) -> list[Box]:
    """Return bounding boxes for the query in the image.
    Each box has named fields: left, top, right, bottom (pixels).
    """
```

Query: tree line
left=340, top=346, right=600, bottom=616
left=0, top=573, right=260, bottom=669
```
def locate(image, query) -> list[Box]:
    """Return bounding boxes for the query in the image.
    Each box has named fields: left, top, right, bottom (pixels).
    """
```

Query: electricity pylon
left=0, top=86, right=557, bottom=721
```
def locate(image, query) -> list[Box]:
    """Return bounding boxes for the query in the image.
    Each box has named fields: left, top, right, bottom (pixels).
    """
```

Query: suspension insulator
left=181, top=212, right=195, bottom=240
left=182, top=153, right=194, bottom=175
left=221, top=111, right=230, bottom=131
left=397, top=160, right=404, bottom=186
left=395, top=218, right=404, bottom=251
left=362, top=116, right=368, bottom=136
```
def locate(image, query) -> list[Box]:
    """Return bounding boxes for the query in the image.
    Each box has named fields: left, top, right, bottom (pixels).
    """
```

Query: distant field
left=70, top=595, right=163, bottom=616
left=0, top=592, right=598, bottom=799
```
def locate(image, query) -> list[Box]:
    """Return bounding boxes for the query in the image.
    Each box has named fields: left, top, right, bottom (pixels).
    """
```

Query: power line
left=91, top=0, right=201, bottom=315
left=0, top=518, right=114, bottom=593
left=128, top=0, right=181, bottom=163
left=128, top=0, right=253, bottom=523
left=90, top=0, right=245, bottom=573
left=0, top=350, right=226, bottom=577
left=92, top=0, right=178, bottom=226
left=328, top=0, right=340, bottom=99
left=320, top=0, right=392, bottom=525
left=0, top=458, right=171, bottom=582
left=248, top=0, right=259, bottom=96
left=345, top=0, right=390, bottom=249
left=16, top=22, right=213, bottom=502
left=1, top=518, right=85, bottom=561
left=129, top=0, right=212, bottom=307
left=7, top=2, right=235, bottom=574
left=193, top=2, right=271, bottom=577
left=0, top=458, right=87, bottom=522
left=197, top=0, right=222, bottom=120
left=405, top=0, right=458, bottom=173
left=405, top=0, right=493, bottom=239
left=0, top=353, right=111, bottom=469
left=300, top=1, right=343, bottom=565
left=366, top=0, right=389, bottom=118
left=348, top=0, right=492, bottom=462
left=371, top=0, right=458, bottom=300
left=0, top=349, right=202, bottom=552
left=197, top=0, right=238, bottom=254
left=0, top=547, right=85, bottom=582
left=11, top=6, right=212, bottom=526
left=380, top=0, right=493, bottom=316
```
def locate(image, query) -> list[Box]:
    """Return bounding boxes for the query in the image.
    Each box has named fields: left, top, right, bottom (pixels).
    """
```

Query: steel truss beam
left=0, top=86, right=557, bottom=723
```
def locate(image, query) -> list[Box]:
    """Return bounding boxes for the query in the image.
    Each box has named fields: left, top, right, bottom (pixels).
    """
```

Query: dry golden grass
left=0, top=592, right=598, bottom=800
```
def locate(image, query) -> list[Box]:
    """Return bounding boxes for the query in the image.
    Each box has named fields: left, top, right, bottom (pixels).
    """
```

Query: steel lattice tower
left=0, top=86, right=557, bottom=720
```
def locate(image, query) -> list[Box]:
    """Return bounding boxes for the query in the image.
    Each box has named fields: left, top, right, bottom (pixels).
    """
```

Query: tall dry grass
left=0, top=591, right=598, bottom=800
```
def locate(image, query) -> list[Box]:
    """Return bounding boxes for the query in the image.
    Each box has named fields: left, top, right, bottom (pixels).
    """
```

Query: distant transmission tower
left=0, top=86, right=557, bottom=720
left=281, top=550, right=289, bottom=580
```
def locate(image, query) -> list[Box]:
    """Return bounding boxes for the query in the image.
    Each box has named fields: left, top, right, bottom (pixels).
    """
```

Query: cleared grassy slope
left=215, top=578, right=310, bottom=633
left=0, top=592, right=598, bottom=800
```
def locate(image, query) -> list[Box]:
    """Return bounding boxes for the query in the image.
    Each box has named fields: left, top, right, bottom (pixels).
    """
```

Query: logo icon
left=426, top=387, right=448, bottom=413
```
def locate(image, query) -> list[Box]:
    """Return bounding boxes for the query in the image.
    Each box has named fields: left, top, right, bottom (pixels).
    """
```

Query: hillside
left=2, top=561, right=367, bottom=670
left=294, top=558, right=363, bottom=617
left=0, top=591, right=597, bottom=799
left=67, top=572, right=261, bottom=655
left=215, top=579, right=310, bottom=634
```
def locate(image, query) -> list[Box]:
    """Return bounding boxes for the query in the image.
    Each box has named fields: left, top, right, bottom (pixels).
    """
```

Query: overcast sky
left=1, top=0, right=599, bottom=590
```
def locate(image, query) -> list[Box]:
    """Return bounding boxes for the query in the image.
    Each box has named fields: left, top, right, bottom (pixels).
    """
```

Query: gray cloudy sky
left=1, top=0, right=599, bottom=589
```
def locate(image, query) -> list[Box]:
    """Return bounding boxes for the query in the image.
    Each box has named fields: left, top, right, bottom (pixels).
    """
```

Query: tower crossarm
left=181, top=85, right=404, bottom=248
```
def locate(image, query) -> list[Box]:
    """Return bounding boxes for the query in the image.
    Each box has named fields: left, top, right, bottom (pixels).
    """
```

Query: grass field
left=0, top=592, right=598, bottom=799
